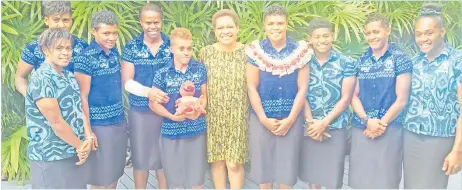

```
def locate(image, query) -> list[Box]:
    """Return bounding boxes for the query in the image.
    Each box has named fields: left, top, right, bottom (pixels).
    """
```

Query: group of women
left=16, top=1, right=461, bottom=189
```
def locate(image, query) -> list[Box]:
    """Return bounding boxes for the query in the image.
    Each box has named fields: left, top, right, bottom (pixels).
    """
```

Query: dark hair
left=212, top=9, right=239, bottom=28
left=42, top=1, right=72, bottom=17
left=263, top=4, right=288, bottom=21
left=417, top=2, right=444, bottom=27
left=365, top=12, right=389, bottom=28
left=91, top=10, right=118, bottom=29
left=139, top=3, right=163, bottom=21
left=307, top=18, right=333, bottom=35
left=38, top=28, right=73, bottom=53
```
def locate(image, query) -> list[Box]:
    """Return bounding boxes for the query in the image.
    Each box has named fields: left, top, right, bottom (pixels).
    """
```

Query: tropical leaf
left=323, top=1, right=372, bottom=43
left=70, top=1, right=143, bottom=51
left=1, top=126, right=29, bottom=184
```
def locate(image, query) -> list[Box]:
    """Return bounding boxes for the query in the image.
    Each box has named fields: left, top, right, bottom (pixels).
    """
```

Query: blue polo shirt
left=25, top=63, right=85, bottom=161
left=122, top=32, right=172, bottom=111
left=152, top=59, right=207, bottom=139
left=247, top=38, right=307, bottom=119
left=404, top=45, right=462, bottom=137
left=307, top=50, right=358, bottom=129
left=352, top=43, right=413, bottom=129
left=21, top=36, right=88, bottom=72
left=73, top=39, right=125, bottom=126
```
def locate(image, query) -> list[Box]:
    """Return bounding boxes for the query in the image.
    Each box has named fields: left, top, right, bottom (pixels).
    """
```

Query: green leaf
left=1, top=23, right=19, bottom=35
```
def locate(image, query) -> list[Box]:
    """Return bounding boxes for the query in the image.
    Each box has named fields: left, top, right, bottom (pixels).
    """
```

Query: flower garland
left=245, top=40, right=313, bottom=76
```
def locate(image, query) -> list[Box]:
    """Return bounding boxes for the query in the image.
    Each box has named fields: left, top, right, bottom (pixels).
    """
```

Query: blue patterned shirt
left=74, top=39, right=125, bottom=126
left=247, top=38, right=306, bottom=119
left=352, top=43, right=413, bottom=129
left=122, top=32, right=172, bottom=111
left=152, top=59, right=207, bottom=139
left=307, top=50, right=357, bottom=129
left=404, top=45, right=462, bottom=137
left=25, top=63, right=85, bottom=161
left=21, top=36, right=88, bottom=72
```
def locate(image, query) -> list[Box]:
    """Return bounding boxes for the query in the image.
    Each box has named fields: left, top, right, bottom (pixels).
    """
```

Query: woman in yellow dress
left=199, top=9, right=249, bottom=189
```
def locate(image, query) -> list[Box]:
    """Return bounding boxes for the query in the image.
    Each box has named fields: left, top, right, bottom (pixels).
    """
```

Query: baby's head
left=179, top=80, right=195, bottom=96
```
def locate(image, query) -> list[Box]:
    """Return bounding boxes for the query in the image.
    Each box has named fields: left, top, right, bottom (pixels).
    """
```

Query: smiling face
left=264, top=14, right=287, bottom=44
left=309, top=28, right=334, bottom=55
left=414, top=17, right=445, bottom=55
left=214, top=16, right=239, bottom=46
left=140, top=10, right=162, bottom=40
left=44, top=38, right=73, bottom=68
left=92, top=24, right=119, bottom=52
left=364, top=21, right=391, bottom=52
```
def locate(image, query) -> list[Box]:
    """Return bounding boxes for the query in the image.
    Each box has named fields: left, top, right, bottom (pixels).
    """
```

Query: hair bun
left=421, top=2, right=443, bottom=15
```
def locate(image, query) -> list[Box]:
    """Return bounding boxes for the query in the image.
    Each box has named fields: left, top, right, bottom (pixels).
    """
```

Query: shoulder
left=192, top=59, right=206, bottom=70
left=200, top=45, right=214, bottom=53
left=199, top=45, right=214, bottom=58
left=335, top=51, right=356, bottom=65
left=26, top=39, right=39, bottom=48
left=30, top=66, right=54, bottom=84
left=72, top=36, right=88, bottom=46
left=389, top=44, right=411, bottom=60
left=124, top=37, right=142, bottom=50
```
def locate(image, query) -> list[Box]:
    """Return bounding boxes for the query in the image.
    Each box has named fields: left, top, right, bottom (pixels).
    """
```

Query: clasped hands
left=261, top=117, right=296, bottom=136
left=75, top=133, right=98, bottom=165
left=305, top=119, right=331, bottom=142
left=363, top=118, right=388, bottom=139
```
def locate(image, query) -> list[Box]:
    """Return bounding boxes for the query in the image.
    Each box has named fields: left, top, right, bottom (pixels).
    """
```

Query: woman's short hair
left=212, top=9, right=239, bottom=28
left=38, top=28, right=73, bottom=53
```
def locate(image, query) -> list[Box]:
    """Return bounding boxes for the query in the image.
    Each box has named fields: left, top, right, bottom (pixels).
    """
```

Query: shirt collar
left=312, top=49, right=340, bottom=66
left=42, top=63, right=70, bottom=78
left=166, top=58, right=198, bottom=73
left=89, top=39, right=118, bottom=56
left=417, top=44, right=454, bottom=65
left=261, top=36, right=297, bottom=54
left=135, top=32, right=170, bottom=45
left=365, top=42, right=394, bottom=60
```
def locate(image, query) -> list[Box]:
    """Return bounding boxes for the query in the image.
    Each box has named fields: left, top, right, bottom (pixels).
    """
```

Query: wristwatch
left=360, top=116, right=369, bottom=125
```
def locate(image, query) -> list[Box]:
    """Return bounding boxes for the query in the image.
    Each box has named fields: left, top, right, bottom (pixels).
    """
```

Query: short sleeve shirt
left=246, top=38, right=310, bottom=119
left=352, top=43, right=413, bottom=128
left=25, top=63, right=85, bottom=161
left=73, top=39, right=124, bottom=126
left=21, top=36, right=88, bottom=72
left=122, top=32, right=172, bottom=111
left=152, top=59, right=207, bottom=139
left=307, top=50, right=358, bottom=129
left=404, top=45, right=462, bottom=137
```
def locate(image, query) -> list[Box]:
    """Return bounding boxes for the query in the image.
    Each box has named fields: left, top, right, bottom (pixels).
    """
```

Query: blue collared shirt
left=307, top=50, right=358, bottom=129
left=122, top=32, right=172, bottom=111
left=247, top=38, right=306, bottom=119
left=25, top=63, right=85, bottom=161
left=73, top=39, right=125, bottom=126
left=352, top=43, right=413, bottom=128
left=404, top=45, right=462, bottom=137
left=21, top=36, right=88, bottom=72
left=152, top=59, right=207, bottom=139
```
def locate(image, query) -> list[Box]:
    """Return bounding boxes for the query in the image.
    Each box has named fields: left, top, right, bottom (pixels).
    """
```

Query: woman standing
left=245, top=4, right=311, bottom=189
left=403, top=3, right=461, bottom=188
left=26, top=28, right=93, bottom=189
left=199, top=9, right=249, bottom=189
left=121, top=3, right=169, bottom=189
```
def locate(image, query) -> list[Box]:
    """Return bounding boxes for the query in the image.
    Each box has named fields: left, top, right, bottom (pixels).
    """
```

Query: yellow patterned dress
left=199, top=44, right=250, bottom=164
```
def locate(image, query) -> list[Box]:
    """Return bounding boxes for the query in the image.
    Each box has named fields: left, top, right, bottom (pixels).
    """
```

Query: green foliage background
left=1, top=0, right=461, bottom=183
